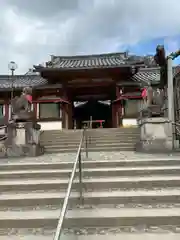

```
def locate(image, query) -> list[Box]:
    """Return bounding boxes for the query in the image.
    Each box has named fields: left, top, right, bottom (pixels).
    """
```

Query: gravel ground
left=1, top=225, right=180, bottom=236
left=5, top=186, right=180, bottom=195
left=0, top=153, right=77, bottom=164
left=88, top=151, right=180, bottom=161
left=0, top=151, right=180, bottom=164
left=1, top=203, right=180, bottom=212
left=63, top=225, right=180, bottom=234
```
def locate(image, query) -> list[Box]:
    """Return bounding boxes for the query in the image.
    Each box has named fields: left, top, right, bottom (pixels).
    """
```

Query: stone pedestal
left=136, top=117, right=176, bottom=153
left=0, top=122, right=44, bottom=158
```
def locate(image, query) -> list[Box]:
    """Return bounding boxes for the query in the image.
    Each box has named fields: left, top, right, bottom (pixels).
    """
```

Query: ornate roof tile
left=131, top=66, right=180, bottom=85
left=34, top=52, right=153, bottom=71
left=0, top=75, right=48, bottom=90
left=45, top=52, right=129, bottom=69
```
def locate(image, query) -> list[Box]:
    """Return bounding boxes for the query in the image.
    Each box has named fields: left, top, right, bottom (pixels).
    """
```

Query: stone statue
left=141, top=84, right=164, bottom=117
left=1, top=86, right=44, bottom=158
left=11, top=87, right=35, bottom=121
left=146, top=85, right=153, bottom=106
left=146, top=86, right=164, bottom=107
left=141, top=85, right=153, bottom=107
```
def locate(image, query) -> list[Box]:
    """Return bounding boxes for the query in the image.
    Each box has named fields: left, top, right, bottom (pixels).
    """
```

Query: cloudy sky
left=0, top=0, right=180, bottom=74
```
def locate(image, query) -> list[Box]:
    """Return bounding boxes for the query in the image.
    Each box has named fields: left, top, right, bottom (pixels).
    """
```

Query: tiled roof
left=34, top=52, right=155, bottom=71
left=132, top=68, right=161, bottom=85
left=131, top=66, right=180, bottom=85
left=0, top=75, right=48, bottom=90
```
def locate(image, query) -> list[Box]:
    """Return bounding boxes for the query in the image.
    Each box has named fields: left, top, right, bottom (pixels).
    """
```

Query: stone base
left=0, top=121, right=44, bottom=158
left=136, top=117, right=175, bottom=153
left=0, top=140, right=6, bottom=157
left=4, top=144, right=44, bottom=157
left=136, top=140, right=174, bottom=153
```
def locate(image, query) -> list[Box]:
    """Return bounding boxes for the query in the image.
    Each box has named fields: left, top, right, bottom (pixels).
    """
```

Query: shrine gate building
left=0, top=52, right=161, bottom=130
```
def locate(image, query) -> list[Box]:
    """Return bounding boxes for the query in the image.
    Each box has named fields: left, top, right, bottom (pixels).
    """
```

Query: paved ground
left=0, top=151, right=179, bottom=164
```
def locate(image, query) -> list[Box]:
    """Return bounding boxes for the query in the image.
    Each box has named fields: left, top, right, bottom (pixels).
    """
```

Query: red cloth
left=141, top=88, right=147, bottom=98
left=25, top=95, right=32, bottom=103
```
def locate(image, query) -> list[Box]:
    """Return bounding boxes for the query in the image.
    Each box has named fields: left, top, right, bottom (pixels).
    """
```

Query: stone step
left=44, top=148, right=81, bottom=153
left=41, top=130, right=139, bottom=134
left=41, top=128, right=139, bottom=134
left=1, top=176, right=180, bottom=192
left=1, top=233, right=180, bottom=240
left=40, top=137, right=139, bottom=144
left=1, top=189, right=180, bottom=208
left=1, top=158, right=180, bottom=171
left=1, top=166, right=180, bottom=179
left=40, top=133, right=139, bottom=139
left=44, top=143, right=136, bottom=149
left=40, top=138, right=138, bottom=144
left=44, top=138, right=138, bottom=142
left=87, top=132, right=139, bottom=136
left=44, top=146, right=135, bottom=153
left=41, top=129, right=139, bottom=135
left=1, top=207, right=180, bottom=228
left=41, top=143, right=137, bottom=148
left=43, top=143, right=80, bottom=148
left=41, top=142, right=137, bottom=148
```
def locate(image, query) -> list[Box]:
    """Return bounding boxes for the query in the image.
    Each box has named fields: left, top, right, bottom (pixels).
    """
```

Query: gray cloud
left=0, top=0, right=180, bottom=74
left=6, top=0, right=80, bottom=18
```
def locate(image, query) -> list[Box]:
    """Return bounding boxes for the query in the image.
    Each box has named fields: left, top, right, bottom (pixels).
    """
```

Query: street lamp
left=8, top=61, right=18, bottom=118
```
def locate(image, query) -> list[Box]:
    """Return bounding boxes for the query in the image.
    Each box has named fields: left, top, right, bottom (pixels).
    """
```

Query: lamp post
left=8, top=61, right=18, bottom=118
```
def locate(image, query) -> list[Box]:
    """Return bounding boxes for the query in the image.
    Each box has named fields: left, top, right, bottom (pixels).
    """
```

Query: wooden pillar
left=62, top=102, right=73, bottom=129
left=65, top=104, right=69, bottom=129
left=116, top=86, right=120, bottom=127
left=33, top=103, right=37, bottom=119
left=111, top=86, right=123, bottom=128
left=62, top=84, right=69, bottom=129
left=61, top=104, right=65, bottom=129
left=62, top=103, right=68, bottom=129
left=111, top=103, right=117, bottom=128
left=4, top=103, right=9, bottom=121
left=68, top=103, right=73, bottom=129
left=116, top=86, right=120, bottom=98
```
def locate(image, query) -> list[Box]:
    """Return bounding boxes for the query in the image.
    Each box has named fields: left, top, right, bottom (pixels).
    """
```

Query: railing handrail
left=0, top=125, right=7, bottom=129
left=53, top=128, right=86, bottom=240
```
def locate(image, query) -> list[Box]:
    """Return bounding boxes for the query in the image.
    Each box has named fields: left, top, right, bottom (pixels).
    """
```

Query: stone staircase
left=40, top=128, right=140, bottom=153
left=1, top=153, right=180, bottom=239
